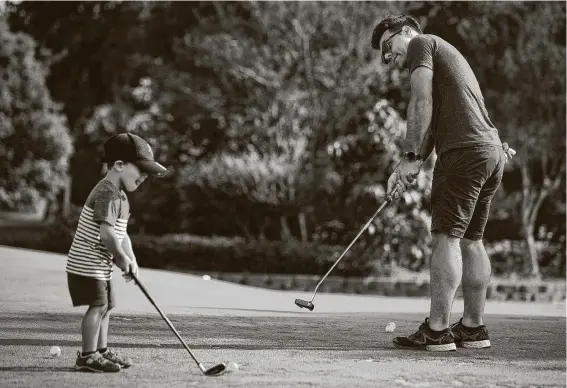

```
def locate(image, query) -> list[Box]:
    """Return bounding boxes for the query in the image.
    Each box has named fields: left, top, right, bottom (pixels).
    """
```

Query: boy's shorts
left=67, top=272, right=116, bottom=309
left=431, top=145, right=505, bottom=241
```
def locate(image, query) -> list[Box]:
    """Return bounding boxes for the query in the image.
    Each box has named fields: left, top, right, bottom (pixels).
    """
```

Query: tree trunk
left=62, top=175, right=71, bottom=219
left=523, top=224, right=540, bottom=278
left=280, top=215, right=293, bottom=241
left=298, top=212, right=308, bottom=242
left=258, top=217, right=268, bottom=241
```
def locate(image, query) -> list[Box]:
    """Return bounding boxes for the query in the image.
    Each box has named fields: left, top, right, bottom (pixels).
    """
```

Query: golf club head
left=295, top=299, right=314, bottom=311
left=203, top=362, right=228, bottom=376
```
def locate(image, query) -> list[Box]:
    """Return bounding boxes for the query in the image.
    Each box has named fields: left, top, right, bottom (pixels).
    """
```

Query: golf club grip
left=132, top=275, right=202, bottom=367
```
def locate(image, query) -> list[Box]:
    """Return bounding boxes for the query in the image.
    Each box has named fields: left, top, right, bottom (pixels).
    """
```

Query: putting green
left=0, top=246, right=565, bottom=387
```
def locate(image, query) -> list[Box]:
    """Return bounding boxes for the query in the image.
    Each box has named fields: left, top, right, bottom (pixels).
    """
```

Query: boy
left=66, top=133, right=168, bottom=372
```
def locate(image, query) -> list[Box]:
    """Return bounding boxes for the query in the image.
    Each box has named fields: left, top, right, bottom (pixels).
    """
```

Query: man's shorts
left=431, top=145, right=505, bottom=240
left=67, top=272, right=116, bottom=309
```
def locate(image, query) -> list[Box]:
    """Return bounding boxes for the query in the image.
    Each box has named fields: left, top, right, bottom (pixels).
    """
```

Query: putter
left=131, top=273, right=230, bottom=376
left=295, top=191, right=396, bottom=311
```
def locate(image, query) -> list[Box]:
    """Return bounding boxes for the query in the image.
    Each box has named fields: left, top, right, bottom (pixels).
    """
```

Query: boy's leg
left=97, top=280, right=115, bottom=352
left=98, top=280, right=133, bottom=368
left=98, top=309, right=111, bottom=351
left=67, top=273, right=121, bottom=372
left=82, top=304, right=107, bottom=354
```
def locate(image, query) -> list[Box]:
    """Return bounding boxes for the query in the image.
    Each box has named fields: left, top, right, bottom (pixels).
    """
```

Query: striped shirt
left=66, top=180, right=130, bottom=280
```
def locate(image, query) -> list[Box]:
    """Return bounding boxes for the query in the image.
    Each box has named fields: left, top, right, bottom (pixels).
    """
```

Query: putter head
left=203, top=362, right=228, bottom=376
left=295, top=299, right=314, bottom=311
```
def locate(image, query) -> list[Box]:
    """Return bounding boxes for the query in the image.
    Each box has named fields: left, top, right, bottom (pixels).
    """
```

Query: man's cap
left=102, top=133, right=169, bottom=177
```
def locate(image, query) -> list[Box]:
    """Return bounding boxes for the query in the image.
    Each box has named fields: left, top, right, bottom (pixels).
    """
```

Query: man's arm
left=406, top=66, right=434, bottom=159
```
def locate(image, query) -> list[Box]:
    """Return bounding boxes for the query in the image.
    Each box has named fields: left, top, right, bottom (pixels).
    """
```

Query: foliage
left=0, top=18, right=73, bottom=211
left=4, top=1, right=564, bottom=276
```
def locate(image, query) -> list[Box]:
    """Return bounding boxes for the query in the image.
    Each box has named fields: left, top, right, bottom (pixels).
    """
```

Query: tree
left=0, top=18, right=73, bottom=212
left=409, top=1, right=566, bottom=278
left=455, top=2, right=565, bottom=278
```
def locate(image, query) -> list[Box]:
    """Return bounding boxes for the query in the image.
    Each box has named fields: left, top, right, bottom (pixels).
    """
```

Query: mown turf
left=0, top=312, right=565, bottom=388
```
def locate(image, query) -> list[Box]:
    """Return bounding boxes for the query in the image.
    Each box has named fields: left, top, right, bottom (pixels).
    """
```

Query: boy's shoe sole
left=101, top=349, right=133, bottom=369
left=74, top=365, right=120, bottom=373
left=74, top=351, right=121, bottom=373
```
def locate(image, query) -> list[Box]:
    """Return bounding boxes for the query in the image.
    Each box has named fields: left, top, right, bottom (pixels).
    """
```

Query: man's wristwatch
left=403, top=151, right=424, bottom=163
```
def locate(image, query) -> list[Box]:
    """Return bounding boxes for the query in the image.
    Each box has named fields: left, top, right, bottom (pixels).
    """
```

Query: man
left=371, top=15, right=515, bottom=351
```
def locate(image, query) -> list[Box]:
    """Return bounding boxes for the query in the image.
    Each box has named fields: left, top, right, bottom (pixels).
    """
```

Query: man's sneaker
left=450, top=318, right=491, bottom=348
left=392, top=318, right=457, bottom=352
left=101, top=348, right=133, bottom=368
left=74, top=351, right=121, bottom=373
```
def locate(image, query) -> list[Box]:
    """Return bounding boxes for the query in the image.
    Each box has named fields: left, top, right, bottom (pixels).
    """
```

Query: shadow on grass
left=0, top=366, right=75, bottom=373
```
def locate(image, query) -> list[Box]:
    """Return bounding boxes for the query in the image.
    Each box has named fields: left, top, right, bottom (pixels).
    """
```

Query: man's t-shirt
left=406, top=34, right=501, bottom=154
left=66, top=179, right=130, bottom=280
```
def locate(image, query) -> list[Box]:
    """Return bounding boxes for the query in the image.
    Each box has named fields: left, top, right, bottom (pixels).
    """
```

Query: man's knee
left=87, top=304, right=108, bottom=317
left=432, top=232, right=461, bottom=249
left=460, top=237, right=488, bottom=257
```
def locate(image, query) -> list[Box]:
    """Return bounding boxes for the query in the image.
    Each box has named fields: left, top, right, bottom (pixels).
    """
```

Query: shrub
left=131, top=235, right=368, bottom=275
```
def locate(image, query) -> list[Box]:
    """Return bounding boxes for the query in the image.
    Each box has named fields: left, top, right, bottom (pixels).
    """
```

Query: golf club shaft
left=132, top=274, right=205, bottom=372
left=309, top=193, right=394, bottom=301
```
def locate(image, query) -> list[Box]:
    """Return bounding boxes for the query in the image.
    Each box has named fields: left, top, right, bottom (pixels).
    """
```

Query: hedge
left=0, top=222, right=373, bottom=276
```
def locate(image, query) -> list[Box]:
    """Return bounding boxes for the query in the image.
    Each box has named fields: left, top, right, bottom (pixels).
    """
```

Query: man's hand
left=502, top=142, right=516, bottom=164
left=387, top=158, right=422, bottom=200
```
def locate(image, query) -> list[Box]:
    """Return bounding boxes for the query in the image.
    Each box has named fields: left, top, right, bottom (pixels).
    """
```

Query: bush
left=131, top=235, right=370, bottom=275
left=487, top=240, right=566, bottom=279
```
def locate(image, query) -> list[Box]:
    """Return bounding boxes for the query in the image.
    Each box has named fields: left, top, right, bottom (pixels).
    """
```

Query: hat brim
left=135, top=160, right=169, bottom=178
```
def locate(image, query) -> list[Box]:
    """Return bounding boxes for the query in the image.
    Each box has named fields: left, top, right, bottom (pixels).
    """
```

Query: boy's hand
left=122, top=261, right=139, bottom=283
left=114, top=254, right=133, bottom=275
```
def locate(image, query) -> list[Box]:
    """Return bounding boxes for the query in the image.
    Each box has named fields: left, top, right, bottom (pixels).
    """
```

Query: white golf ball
left=226, top=361, right=239, bottom=372
left=49, top=346, right=61, bottom=358
left=202, top=275, right=211, bottom=281
left=385, top=322, right=396, bottom=333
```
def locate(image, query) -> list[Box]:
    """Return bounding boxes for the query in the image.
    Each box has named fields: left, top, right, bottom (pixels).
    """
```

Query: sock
left=97, top=347, right=108, bottom=354
left=81, top=350, right=96, bottom=358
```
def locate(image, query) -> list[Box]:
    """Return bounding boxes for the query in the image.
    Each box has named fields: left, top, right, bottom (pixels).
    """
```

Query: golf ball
left=226, top=361, right=239, bottom=372
left=49, top=346, right=61, bottom=358
left=385, top=322, right=396, bottom=333
left=202, top=275, right=211, bottom=281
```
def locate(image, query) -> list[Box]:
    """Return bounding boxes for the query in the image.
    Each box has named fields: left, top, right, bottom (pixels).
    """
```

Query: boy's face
left=114, top=161, right=148, bottom=192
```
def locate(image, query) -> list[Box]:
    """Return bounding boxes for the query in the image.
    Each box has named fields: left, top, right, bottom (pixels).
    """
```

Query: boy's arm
left=100, top=222, right=132, bottom=273
left=121, top=232, right=139, bottom=278
left=121, top=232, right=136, bottom=263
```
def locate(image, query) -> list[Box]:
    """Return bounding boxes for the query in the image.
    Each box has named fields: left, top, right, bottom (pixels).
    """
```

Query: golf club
left=131, top=273, right=230, bottom=376
left=294, top=190, right=397, bottom=311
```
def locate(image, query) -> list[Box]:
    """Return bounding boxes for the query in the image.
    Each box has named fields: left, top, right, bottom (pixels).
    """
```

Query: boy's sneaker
left=101, top=348, right=133, bottom=368
left=392, top=318, right=457, bottom=352
left=450, top=318, right=491, bottom=348
left=74, top=351, right=121, bottom=373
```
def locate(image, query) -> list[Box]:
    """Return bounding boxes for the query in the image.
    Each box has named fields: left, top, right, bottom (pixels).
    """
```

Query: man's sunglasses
left=381, top=29, right=402, bottom=64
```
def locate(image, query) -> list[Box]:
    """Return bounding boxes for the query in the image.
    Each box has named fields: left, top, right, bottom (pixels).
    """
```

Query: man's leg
left=460, top=238, right=491, bottom=327
left=428, top=233, right=463, bottom=331
left=449, top=146, right=504, bottom=348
